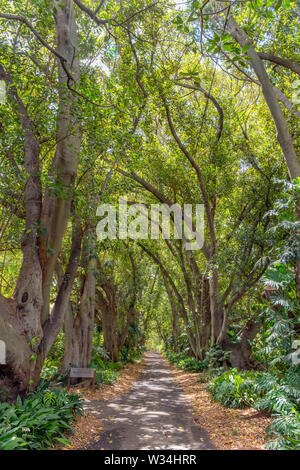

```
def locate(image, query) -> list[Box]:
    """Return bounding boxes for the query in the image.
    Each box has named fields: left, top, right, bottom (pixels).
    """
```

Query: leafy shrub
left=255, top=368, right=300, bottom=415
left=165, top=351, right=205, bottom=372
left=208, top=366, right=300, bottom=449
left=166, top=346, right=230, bottom=373
left=44, top=332, right=65, bottom=367
left=177, top=357, right=205, bottom=372
left=0, top=382, right=83, bottom=450
left=95, top=369, right=120, bottom=385
left=40, top=358, right=59, bottom=379
left=90, top=351, right=122, bottom=385
left=208, top=369, right=261, bottom=409
left=120, top=345, right=146, bottom=363
left=197, top=368, right=224, bottom=383
left=91, top=345, right=110, bottom=367
left=165, top=351, right=186, bottom=364
left=203, top=345, right=231, bottom=369
left=265, top=411, right=300, bottom=450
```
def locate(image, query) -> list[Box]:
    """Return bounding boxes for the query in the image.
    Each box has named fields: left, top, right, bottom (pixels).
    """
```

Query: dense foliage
left=0, top=0, right=299, bottom=451
left=0, top=383, right=82, bottom=450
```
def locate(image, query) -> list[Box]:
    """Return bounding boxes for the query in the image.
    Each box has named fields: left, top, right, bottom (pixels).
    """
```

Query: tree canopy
left=0, top=2, right=299, bottom=449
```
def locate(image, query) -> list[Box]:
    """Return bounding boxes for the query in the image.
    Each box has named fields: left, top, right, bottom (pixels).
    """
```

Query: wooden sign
left=67, top=368, right=96, bottom=391
left=70, top=368, right=95, bottom=378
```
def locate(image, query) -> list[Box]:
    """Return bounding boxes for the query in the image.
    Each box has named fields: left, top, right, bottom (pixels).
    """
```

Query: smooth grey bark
left=40, top=0, right=81, bottom=326
left=138, top=242, right=198, bottom=357
left=96, top=254, right=137, bottom=363
left=0, top=0, right=82, bottom=398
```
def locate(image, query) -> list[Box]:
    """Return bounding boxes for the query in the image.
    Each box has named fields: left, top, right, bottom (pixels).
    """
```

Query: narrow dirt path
left=83, top=351, right=215, bottom=450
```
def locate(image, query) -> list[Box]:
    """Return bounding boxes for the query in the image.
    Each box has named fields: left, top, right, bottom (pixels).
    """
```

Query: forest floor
left=168, top=360, right=272, bottom=450
left=57, top=351, right=272, bottom=450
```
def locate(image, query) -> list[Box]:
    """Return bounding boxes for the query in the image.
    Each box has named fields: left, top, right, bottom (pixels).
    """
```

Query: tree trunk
left=226, top=15, right=300, bottom=181
left=226, top=14, right=300, bottom=298
left=199, top=276, right=211, bottom=354
left=163, top=276, right=179, bottom=351
left=209, top=270, right=223, bottom=345
left=223, top=320, right=260, bottom=370
left=0, top=64, right=43, bottom=398
left=61, top=251, right=96, bottom=371
left=40, top=0, right=81, bottom=326
left=0, top=0, right=81, bottom=398
left=97, top=286, right=120, bottom=362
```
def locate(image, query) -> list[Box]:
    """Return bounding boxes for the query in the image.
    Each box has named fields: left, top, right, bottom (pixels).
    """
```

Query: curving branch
left=273, top=86, right=300, bottom=119
left=226, top=14, right=300, bottom=181
left=258, top=52, right=300, bottom=77
left=72, top=0, right=108, bottom=26
left=0, top=13, right=72, bottom=79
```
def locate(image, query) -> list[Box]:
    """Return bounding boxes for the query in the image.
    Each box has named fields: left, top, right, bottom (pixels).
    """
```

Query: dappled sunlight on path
left=84, top=351, right=215, bottom=450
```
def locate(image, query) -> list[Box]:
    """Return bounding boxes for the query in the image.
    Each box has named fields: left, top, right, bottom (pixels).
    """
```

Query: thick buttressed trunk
left=0, top=0, right=81, bottom=398
left=223, top=320, right=260, bottom=370
left=30, top=0, right=81, bottom=386
left=0, top=298, right=31, bottom=401
left=0, top=63, right=43, bottom=398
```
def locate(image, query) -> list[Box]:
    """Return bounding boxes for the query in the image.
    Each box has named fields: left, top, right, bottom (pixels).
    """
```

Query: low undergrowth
left=91, top=345, right=145, bottom=385
left=165, top=346, right=229, bottom=373
left=0, top=381, right=83, bottom=450
left=166, top=349, right=300, bottom=449
left=166, top=351, right=206, bottom=372
left=41, top=343, right=146, bottom=387
left=208, top=366, right=300, bottom=450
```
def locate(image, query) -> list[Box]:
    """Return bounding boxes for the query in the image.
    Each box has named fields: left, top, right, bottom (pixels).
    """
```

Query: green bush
left=265, top=411, right=300, bottom=450
left=177, top=357, right=205, bottom=372
left=255, top=369, right=300, bottom=415
left=197, top=368, right=224, bottom=383
left=208, top=366, right=300, bottom=449
left=40, top=358, right=59, bottom=380
left=120, top=345, right=146, bottom=363
left=165, top=351, right=205, bottom=372
left=0, top=382, right=83, bottom=450
left=90, top=350, right=122, bottom=385
left=166, top=346, right=230, bottom=373
left=95, top=369, right=120, bottom=385
left=208, top=369, right=261, bottom=409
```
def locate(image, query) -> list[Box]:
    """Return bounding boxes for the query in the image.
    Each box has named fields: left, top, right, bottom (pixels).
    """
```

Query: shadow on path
left=84, top=351, right=215, bottom=450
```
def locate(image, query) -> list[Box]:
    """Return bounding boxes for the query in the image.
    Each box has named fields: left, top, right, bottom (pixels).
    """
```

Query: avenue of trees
left=0, top=0, right=299, bottom=407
